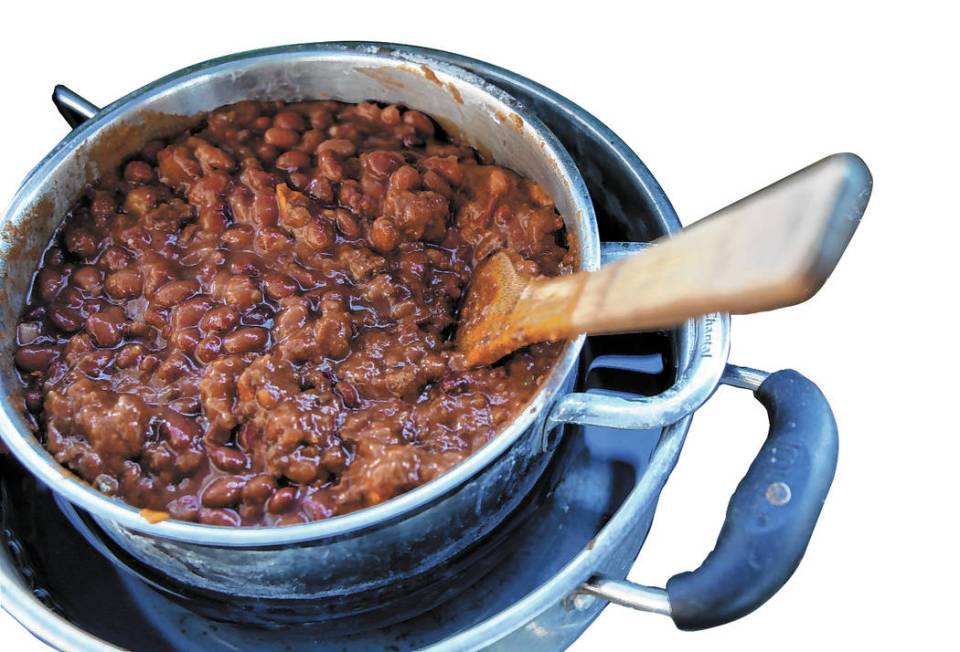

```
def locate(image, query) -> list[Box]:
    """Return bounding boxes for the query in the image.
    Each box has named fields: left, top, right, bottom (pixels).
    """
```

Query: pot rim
left=0, top=42, right=598, bottom=546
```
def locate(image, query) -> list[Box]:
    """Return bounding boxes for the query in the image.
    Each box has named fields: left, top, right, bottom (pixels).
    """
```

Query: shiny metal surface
left=580, top=578, right=671, bottom=616
left=51, top=84, right=99, bottom=128
left=1, top=42, right=731, bottom=647
left=722, top=364, right=770, bottom=391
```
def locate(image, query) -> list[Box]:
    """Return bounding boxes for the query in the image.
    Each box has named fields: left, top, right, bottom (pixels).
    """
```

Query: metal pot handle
left=580, top=364, right=839, bottom=630
left=52, top=85, right=99, bottom=128
left=541, top=241, right=730, bottom=449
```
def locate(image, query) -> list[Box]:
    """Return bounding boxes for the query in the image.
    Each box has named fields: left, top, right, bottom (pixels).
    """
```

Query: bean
left=389, top=165, right=421, bottom=192
left=171, top=296, right=213, bottom=330
left=152, top=279, right=200, bottom=307
left=100, top=246, right=132, bottom=271
left=318, top=153, right=343, bottom=181
left=201, top=476, right=244, bottom=508
left=335, top=209, right=361, bottom=239
left=124, top=186, right=160, bottom=217
left=14, top=345, right=59, bottom=372
left=315, top=138, right=356, bottom=158
left=167, top=495, right=200, bottom=522
left=71, top=266, right=103, bottom=294
left=273, top=110, right=306, bottom=131
left=255, top=226, right=292, bottom=254
left=170, top=327, right=201, bottom=353
left=37, top=268, right=66, bottom=303
left=115, top=343, right=145, bottom=369
left=285, top=459, right=320, bottom=484
left=275, top=149, right=311, bottom=172
left=48, top=304, right=84, bottom=332
left=222, top=327, right=268, bottom=354
left=303, top=219, right=335, bottom=252
left=369, top=216, right=400, bottom=253
left=365, top=150, right=404, bottom=177
left=64, top=227, right=98, bottom=258
left=242, top=474, right=277, bottom=504
left=222, top=224, right=255, bottom=249
left=209, top=446, right=249, bottom=473
left=198, top=508, right=241, bottom=527
left=195, top=334, right=222, bottom=363
left=403, top=110, right=435, bottom=136
left=264, top=127, right=299, bottom=149
left=200, top=305, right=239, bottom=333
left=381, top=105, right=401, bottom=125
left=276, top=513, right=306, bottom=526
left=104, top=268, right=143, bottom=299
left=267, top=487, right=298, bottom=514
left=90, top=191, right=117, bottom=221
left=86, top=305, right=126, bottom=347
left=262, top=272, right=298, bottom=300
left=124, top=160, right=155, bottom=184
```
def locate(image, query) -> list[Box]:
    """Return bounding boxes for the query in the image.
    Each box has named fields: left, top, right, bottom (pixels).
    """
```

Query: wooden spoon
left=457, top=153, right=871, bottom=367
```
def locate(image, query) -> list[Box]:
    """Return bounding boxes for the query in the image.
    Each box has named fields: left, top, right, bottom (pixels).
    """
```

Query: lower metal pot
left=1, top=43, right=841, bottom=644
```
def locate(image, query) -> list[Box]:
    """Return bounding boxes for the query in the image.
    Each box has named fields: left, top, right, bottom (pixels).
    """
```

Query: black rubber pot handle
left=665, top=368, right=838, bottom=630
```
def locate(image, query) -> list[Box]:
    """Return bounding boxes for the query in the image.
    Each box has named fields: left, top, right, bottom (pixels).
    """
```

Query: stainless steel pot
left=1, top=43, right=850, bottom=636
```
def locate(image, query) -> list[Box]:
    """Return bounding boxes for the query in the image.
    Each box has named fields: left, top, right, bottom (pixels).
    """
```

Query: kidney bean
left=306, top=175, right=334, bottom=203
left=262, top=272, right=298, bottom=300
left=86, top=305, right=126, bottom=347
left=335, top=209, right=361, bottom=239
left=155, top=351, right=191, bottom=383
left=222, top=224, right=255, bottom=249
left=195, top=334, right=222, bottom=363
left=318, top=153, right=343, bottom=182
left=124, top=160, right=155, bottom=184
left=273, top=110, right=306, bottom=131
left=381, top=105, right=401, bottom=125
left=389, top=165, right=421, bottom=192
left=201, top=476, right=244, bottom=508
left=200, top=305, right=239, bottom=333
left=315, top=138, right=356, bottom=158
left=152, top=279, right=200, bottom=307
left=14, top=345, right=60, bottom=372
left=167, top=495, right=200, bottom=522
left=255, top=143, right=279, bottom=164
left=71, top=266, right=103, bottom=294
left=170, top=327, right=201, bottom=353
left=276, top=513, right=306, bottom=526
left=369, top=216, right=400, bottom=253
left=48, top=304, right=84, bottom=332
left=267, top=487, right=298, bottom=514
left=276, top=149, right=311, bottom=172
left=199, top=508, right=241, bottom=527
left=403, top=110, right=435, bottom=136
left=90, top=191, right=117, bottom=221
left=242, top=474, right=277, bottom=504
left=303, top=219, right=335, bottom=252
left=64, top=227, right=98, bottom=258
left=264, top=127, right=299, bottom=149
left=124, top=186, right=160, bottom=218
left=171, top=296, right=214, bottom=330
left=59, top=286, right=84, bottom=308
left=255, top=226, right=292, bottom=254
left=100, top=246, right=132, bottom=271
left=37, top=268, right=66, bottom=303
left=104, top=268, right=143, bottom=299
left=209, top=446, right=249, bottom=473
left=299, top=129, right=325, bottom=153
left=228, top=252, right=261, bottom=276
left=115, top=343, right=145, bottom=369
left=222, top=327, right=268, bottom=354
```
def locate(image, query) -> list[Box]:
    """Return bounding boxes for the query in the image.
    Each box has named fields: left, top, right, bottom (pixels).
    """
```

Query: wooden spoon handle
left=523, top=153, right=872, bottom=338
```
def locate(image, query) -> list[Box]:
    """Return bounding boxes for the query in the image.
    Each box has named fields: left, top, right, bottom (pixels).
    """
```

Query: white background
left=1, top=1, right=957, bottom=650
